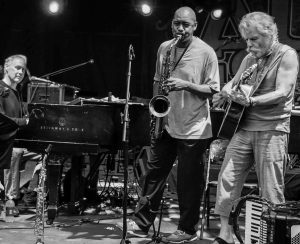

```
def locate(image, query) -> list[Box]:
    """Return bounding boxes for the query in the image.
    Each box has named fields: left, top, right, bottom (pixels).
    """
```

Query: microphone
left=30, top=76, right=53, bottom=83
left=129, top=44, right=135, bottom=59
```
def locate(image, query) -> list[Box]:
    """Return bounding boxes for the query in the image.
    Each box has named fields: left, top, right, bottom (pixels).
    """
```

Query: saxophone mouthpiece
left=172, top=34, right=182, bottom=47
left=176, top=34, right=183, bottom=40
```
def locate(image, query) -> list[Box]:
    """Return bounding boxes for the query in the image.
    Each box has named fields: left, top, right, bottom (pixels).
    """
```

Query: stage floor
left=0, top=196, right=245, bottom=244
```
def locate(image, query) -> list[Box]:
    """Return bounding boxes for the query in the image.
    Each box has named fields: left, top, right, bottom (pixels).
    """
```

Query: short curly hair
left=239, top=12, right=278, bottom=42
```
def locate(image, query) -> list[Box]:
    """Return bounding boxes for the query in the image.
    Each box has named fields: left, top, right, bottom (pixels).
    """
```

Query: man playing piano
left=0, top=54, right=29, bottom=215
left=212, top=12, right=299, bottom=244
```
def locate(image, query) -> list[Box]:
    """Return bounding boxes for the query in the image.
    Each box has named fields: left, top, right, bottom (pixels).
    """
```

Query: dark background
left=1, top=0, right=298, bottom=101
left=0, top=0, right=205, bottom=100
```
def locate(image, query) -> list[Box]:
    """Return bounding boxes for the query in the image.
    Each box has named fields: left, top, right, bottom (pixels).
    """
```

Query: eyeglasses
left=172, top=21, right=195, bottom=29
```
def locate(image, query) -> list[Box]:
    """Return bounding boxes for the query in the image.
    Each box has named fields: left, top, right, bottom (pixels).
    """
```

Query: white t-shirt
left=154, top=37, right=220, bottom=139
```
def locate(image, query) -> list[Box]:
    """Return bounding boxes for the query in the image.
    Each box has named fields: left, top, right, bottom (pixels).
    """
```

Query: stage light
left=49, top=1, right=60, bottom=14
left=41, top=0, right=65, bottom=15
left=211, top=8, right=224, bottom=20
left=193, top=0, right=236, bottom=20
left=132, top=0, right=154, bottom=16
left=141, top=3, right=152, bottom=16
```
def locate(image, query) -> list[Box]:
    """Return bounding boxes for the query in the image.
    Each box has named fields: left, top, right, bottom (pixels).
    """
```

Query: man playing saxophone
left=118, top=6, right=220, bottom=243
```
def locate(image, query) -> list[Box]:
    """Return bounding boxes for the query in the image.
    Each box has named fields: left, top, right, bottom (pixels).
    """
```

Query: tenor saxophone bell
left=149, top=95, right=171, bottom=118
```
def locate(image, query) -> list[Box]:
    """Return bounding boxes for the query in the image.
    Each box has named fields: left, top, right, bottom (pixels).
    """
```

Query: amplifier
left=27, top=83, right=76, bottom=104
left=27, top=83, right=65, bottom=104
left=134, top=146, right=151, bottom=187
left=289, top=110, right=300, bottom=153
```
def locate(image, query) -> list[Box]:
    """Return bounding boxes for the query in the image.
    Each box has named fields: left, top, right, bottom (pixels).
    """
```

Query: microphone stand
left=41, top=59, right=94, bottom=79
left=120, top=44, right=135, bottom=244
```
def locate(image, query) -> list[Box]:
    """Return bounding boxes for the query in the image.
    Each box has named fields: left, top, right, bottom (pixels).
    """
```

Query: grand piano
left=14, top=100, right=150, bottom=222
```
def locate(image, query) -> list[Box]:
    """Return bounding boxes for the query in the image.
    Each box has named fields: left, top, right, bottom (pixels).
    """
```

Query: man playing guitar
left=211, top=11, right=299, bottom=244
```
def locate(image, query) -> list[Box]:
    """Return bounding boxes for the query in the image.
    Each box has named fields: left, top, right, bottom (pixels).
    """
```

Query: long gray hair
left=239, top=12, right=278, bottom=43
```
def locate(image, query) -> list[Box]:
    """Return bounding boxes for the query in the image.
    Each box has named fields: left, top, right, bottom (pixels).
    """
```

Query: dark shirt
left=0, top=80, right=27, bottom=169
left=0, top=80, right=27, bottom=125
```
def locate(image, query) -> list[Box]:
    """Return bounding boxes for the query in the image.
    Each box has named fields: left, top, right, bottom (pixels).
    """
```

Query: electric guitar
left=217, top=63, right=258, bottom=140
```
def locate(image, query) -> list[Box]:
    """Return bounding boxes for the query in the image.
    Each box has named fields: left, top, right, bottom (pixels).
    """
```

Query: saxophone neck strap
left=172, top=38, right=192, bottom=71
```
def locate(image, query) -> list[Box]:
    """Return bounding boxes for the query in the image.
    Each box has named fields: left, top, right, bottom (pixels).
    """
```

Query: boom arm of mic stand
left=40, top=60, right=94, bottom=78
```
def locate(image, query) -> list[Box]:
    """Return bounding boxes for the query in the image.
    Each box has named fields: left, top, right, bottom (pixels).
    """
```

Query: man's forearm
left=250, top=90, right=287, bottom=106
left=186, top=83, right=217, bottom=98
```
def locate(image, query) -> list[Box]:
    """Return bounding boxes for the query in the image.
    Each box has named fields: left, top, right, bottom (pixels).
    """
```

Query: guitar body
left=217, top=101, right=246, bottom=140
left=217, top=63, right=259, bottom=140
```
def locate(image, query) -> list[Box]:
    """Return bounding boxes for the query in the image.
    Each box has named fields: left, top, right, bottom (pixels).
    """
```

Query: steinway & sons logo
left=39, top=116, right=84, bottom=132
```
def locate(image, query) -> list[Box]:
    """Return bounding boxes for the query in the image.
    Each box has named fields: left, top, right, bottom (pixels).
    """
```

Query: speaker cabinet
left=134, top=146, right=177, bottom=193
left=134, top=146, right=151, bottom=187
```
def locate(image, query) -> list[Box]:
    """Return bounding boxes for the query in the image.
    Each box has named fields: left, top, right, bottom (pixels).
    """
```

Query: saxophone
left=149, top=35, right=182, bottom=139
left=34, top=144, right=52, bottom=244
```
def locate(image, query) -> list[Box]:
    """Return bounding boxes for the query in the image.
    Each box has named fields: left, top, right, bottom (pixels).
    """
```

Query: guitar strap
left=249, top=44, right=290, bottom=97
